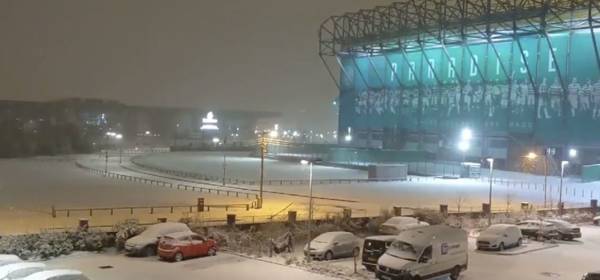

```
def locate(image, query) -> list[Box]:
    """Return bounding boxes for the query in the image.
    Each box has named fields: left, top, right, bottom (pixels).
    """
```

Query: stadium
left=319, top=0, right=600, bottom=169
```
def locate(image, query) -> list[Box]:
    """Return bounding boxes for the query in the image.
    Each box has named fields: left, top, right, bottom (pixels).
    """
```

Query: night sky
left=0, top=0, right=392, bottom=130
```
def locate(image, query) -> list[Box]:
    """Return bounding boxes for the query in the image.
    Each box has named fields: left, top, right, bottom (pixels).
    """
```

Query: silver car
left=304, top=231, right=361, bottom=260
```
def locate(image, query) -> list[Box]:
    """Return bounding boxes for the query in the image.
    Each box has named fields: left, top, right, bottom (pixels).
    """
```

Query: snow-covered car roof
left=314, top=231, right=354, bottom=242
left=163, top=231, right=199, bottom=239
left=141, top=222, right=191, bottom=236
left=0, top=262, right=45, bottom=278
left=593, top=216, right=600, bottom=221
left=487, top=224, right=518, bottom=230
left=519, top=220, right=554, bottom=226
left=21, top=269, right=87, bottom=280
left=383, top=216, right=419, bottom=225
left=364, top=235, right=397, bottom=242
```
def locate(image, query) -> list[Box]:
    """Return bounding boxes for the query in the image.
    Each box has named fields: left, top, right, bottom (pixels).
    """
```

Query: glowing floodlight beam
left=457, top=141, right=470, bottom=152
left=461, top=128, right=473, bottom=141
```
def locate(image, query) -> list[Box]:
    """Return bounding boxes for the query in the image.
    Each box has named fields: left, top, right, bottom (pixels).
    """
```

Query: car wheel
left=324, top=251, right=334, bottom=261
left=174, top=252, right=183, bottom=262
left=208, top=247, right=217, bottom=256
left=450, top=266, right=461, bottom=280
left=594, top=220, right=599, bottom=226
left=144, top=245, right=156, bottom=257
left=517, top=238, right=523, bottom=247
left=499, top=242, right=505, bottom=251
left=365, top=265, right=375, bottom=272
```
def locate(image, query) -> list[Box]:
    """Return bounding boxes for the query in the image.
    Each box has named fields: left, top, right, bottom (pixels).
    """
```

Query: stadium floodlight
left=526, top=152, right=537, bottom=160
left=457, top=141, right=470, bottom=152
left=461, top=128, right=473, bottom=141
left=568, top=148, right=577, bottom=158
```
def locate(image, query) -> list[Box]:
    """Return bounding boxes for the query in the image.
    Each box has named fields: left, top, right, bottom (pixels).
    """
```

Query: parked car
left=21, top=269, right=88, bottom=280
left=304, top=231, right=361, bottom=261
left=379, top=217, right=429, bottom=235
left=377, top=225, right=468, bottom=280
left=545, top=219, right=581, bottom=240
left=476, top=224, right=523, bottom=251
left=125, top=222, right=192, bottom=256
left=583, top=271, right=600, bottom=280
left=516, top=220, right=560, bottom=240
left=158, top=232, right=217, bottom=262
left=0, top=262, right=45, bottom=280
left=0, top=255, right=20, bottom=267
left=362, top=235, right=396, bottom=272
left=594, top=215, right=600, bottom=226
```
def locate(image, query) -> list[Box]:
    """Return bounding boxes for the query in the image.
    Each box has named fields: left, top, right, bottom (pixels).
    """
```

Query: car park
left=125, top=222, right=192, bottom=256
left=545, top=219, right=582, bottom=240
left=304, top=231, right=361, bottom=261
left=476, top=224, right=523, bottom=251
left=20, top=269, right=88, bottom=280
left=379, top=217, right=429, bottom=235
left=376, top=225, right=468, bottom=280
left=362, top=235, right=396, bottom=272
left=0, top=262, right=45, bottom=280
left=158, top=232, right=217, bottom=262
left=583, top=271, right=600, bottom=280
left=516, top=220, right=560, bottom=240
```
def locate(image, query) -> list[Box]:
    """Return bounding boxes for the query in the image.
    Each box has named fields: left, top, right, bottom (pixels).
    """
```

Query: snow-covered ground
left=43, top=250, right=336, bottom=280
left=43, top=225, right=600, bottom=280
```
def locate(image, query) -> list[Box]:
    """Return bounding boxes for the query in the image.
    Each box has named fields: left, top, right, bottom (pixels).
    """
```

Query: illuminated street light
left=115, top=134, right=123, bottom=140
left=568, top=148, right=577, bottom=158
left=461, top=128, right=473, bottom=141
left=526, top=151, right=549, bottom=208
left=300, top=159, right=314, bottom=262
left=212, top=137, right=220, bottom=144
left=526, top=152, right=537, bottom=160
left=269, top=130, right=279, bottom=138
left=457, top=141, right=470, bottom=152
left=486, top=157, right=494, bottom=226
left=344, top=134, right=352, bottom=142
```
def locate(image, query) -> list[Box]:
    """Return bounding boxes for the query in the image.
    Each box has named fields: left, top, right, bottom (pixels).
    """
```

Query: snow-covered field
left=43, top=225, right=600, bottom=280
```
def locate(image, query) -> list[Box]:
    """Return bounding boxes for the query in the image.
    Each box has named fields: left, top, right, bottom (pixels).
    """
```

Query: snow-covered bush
left=0, top=230, right=108, bottom=260
left=113, top=219, right=144, bottom=250
left=69, top=230, right=107, bottom=251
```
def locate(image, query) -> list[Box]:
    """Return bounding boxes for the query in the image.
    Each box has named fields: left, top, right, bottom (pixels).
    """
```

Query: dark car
left=516, top=220, right=560, bottom=240
left=362, top=235, right=396, bottom=272
left=545, top=219, right=581, bottom=240
left=583, top=271, right=600, bottom=280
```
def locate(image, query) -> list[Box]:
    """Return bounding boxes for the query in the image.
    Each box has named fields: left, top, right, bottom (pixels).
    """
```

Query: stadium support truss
left=319, top=0, right=600, bottom=91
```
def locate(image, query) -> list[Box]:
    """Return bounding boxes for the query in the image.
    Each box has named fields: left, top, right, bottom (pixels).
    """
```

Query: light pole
left=559, top=160, right=569, bottom=215
left=487, top=158, right=494, bottom=226
left=458, top=127, right=472, bottom=163
left=222, top=151, right=227, bottom=187
left=115, top=134, right=123, bottom=164
left=526, top=151, right=548, bottom=208
left=301, top=159, right=314, bottom=262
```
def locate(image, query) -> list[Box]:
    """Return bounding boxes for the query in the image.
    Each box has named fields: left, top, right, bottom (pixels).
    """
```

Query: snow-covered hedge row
left=0, top=230, right=109, bottom=260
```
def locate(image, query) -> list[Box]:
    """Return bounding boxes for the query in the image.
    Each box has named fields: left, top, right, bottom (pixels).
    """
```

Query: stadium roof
left=319, top=0, right=600, bottom=56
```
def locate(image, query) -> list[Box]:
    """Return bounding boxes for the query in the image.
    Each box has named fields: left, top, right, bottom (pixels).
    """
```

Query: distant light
left=457, top=141, right=470, bottom=152
left=300, top=160, right=309, bottom=165
left=526, top=152, right=538, bottom=160
left=269, top=130, right=278, bottom=138
left=461, top=128, right=473, bottom=141
left=344, top=134, right=352, bottom=142
left=568, top=148, right=577, bottom=158
left=145, top=131, right=151, bottom=135
left=212, top=137, right=220, bottom=144
left=292, top=131, right=300, bottom=137
left=274, top=124, right=279, bottom=131
left=115, top=134, right=123, bottom=140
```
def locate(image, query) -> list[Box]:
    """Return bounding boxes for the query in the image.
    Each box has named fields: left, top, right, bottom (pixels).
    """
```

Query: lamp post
left=526, top=151, right=548, bottom=208
left=301, top=159, right=314, bottom=262
left=559, top=160, right=569, bottom=215
left=487, top=158, right=494, bottom=226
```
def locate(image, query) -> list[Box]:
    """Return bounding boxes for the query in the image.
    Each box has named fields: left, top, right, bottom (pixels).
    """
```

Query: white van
left=376, top=225, right=468, bottom=280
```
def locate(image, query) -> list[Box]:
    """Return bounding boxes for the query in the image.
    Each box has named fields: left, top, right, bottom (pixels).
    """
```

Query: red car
left=158, top=232, right=217, bottom=262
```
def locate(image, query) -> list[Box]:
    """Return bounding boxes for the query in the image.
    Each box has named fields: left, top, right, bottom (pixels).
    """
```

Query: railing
left=51, top=202, right=255, bottom=218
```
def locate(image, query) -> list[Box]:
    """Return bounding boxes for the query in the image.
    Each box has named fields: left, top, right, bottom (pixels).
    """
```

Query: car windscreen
left=385, top=241, right=417, bottom=261
left=364, top=239, right=387, bottom=251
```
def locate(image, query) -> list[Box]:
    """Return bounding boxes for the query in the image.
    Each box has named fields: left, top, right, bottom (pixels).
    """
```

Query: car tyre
left=365, top=265, right=375, bottom=272
left=498, top=242, right=505, bottom=251
left=174, top=252, right=183, bottom=262
left=208, top=247, right=217, bottom=256
left=144, top=245, right=156, bottom=257
left=324, top=251, right=334, bottom=261
left=450, top=266, right=461, bottom=280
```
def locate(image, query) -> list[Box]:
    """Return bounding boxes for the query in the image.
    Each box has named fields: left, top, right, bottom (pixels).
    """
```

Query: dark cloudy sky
left=0, top=0, right=392, bottom=130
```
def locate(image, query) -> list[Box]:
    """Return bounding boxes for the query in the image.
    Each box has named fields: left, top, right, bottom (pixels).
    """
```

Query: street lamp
left=526, top=151, right=549, bottom=208
left=461, top=128, right=473, bottom=141
left=457, top=141, right=470, bottom=163
left=559, top=160, right=569, bottom=214
left=301, top=159, right=314, bottom=262
left=568, top=148, right=577, bottom=158
left=344, top=134, right=352, bottom=142
left=487, top=158, right=494, bottom=226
